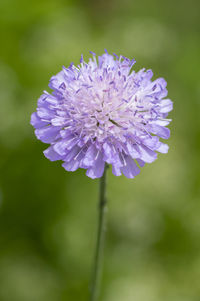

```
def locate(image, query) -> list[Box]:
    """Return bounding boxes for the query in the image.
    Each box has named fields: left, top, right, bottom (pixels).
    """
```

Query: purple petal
left=86, top=152, right=105, bottom=179
left=121, top=156, right=140, bottom=178
left=103, top=142, right=122, bottom=166
left=137, top=145, right=157, bottom=163
left=53, top=139, right=69, bottom=156
left=62, top=160, right=80, bottom=172
left=37, top=107, right=55, bottom=120
left=156, top=142, right=169, bottom=153
left=64, top=146, right=81, bottom=162
left=142, top=136, right=160, bottom=150
left=49, top=70, right=66, bottom=90
left=35, top=126, right=61, bottom=143
left=147, top=124, right=170, bottom=139
left=43, top=146, right=64, bottom=161
left=159, top=99, right=173, bottom=113
left=30, top=112, right=48, bottom=129
left=51, top=117, right=67, bottom=126
left=82, top=144, right=98, bottom=167
left=112, top=164, right=122, bottom=176
left=126, top=141, right=140, bottom=158
left=136, top=159, right=145, bottom=167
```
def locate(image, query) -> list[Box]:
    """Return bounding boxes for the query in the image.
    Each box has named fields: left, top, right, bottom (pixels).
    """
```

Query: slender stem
left=90, top=165, right=108, bottom=301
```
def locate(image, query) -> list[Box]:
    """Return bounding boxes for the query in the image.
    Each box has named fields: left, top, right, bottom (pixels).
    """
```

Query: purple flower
left=31, top=51, right=173, bottom=179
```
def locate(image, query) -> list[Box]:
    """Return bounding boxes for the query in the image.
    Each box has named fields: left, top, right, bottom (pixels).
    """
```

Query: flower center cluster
left=65, top=79, right=153, bottom=144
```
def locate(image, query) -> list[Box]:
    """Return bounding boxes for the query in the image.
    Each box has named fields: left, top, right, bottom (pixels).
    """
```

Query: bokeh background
left=0, top=0, right=200, bottom=300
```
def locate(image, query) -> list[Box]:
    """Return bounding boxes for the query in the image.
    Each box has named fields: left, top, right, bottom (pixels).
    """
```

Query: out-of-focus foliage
left=0, top=0, right=200, bottom=300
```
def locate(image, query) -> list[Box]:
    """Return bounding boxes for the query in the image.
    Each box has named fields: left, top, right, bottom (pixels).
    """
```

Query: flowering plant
left=31, top=51, right=172, bottom=301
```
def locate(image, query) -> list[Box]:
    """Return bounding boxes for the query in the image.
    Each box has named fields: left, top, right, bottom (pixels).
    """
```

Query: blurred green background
left=0, top=0, right=200, bottom=300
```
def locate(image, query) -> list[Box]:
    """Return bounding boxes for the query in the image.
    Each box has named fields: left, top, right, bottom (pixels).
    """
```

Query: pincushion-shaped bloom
left=31, top=51, right=172, bottom=179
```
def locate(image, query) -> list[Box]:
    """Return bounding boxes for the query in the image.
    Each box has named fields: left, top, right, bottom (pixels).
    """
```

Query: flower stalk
left=90, top=165, right=108, bottom=301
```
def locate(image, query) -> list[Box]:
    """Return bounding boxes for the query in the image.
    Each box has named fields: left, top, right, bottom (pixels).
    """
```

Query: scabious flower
left=31, top=50, right=172, bottom=179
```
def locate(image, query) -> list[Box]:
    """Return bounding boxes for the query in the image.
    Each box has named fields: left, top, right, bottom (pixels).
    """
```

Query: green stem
left=90, top=166, right=108, bottom=301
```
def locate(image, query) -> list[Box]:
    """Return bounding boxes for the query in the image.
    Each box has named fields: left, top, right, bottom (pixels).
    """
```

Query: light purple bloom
left=31, top=51, right=173, bottom=179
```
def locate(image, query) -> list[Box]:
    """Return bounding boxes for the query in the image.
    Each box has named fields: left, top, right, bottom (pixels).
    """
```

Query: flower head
left=31, top=51, right=172, bottom=179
